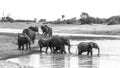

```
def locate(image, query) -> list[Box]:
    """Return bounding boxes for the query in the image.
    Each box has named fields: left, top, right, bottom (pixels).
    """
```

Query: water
left=7, top=40, right=120, bottom=68
left=0, top=28, right=120, bottom=38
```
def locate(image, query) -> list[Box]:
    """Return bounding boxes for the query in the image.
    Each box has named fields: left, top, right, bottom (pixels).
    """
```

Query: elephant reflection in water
left=78, top=56, right=100, bottom=68
left=50, top=54, right=66, bottom=68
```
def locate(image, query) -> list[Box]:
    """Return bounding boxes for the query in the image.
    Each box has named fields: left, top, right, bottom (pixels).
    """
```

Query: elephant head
left=41, top=25, right=52, bottom=37
left=89, top=42, right=100, bottom=56
left=28, top=26, right=39, bottom=33
left=61, top=37, right=71, bottom=53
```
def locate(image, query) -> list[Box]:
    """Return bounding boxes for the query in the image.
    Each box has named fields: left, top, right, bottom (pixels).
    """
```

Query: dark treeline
left=0, top=16, right=36, bottom=23
left=1, top=12, right=120, bottom=25
left=47, top=12, right=120, bottom=25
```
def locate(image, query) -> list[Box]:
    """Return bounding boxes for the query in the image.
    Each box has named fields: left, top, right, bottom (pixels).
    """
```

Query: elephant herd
left=17, top=25, right=100, bottom=56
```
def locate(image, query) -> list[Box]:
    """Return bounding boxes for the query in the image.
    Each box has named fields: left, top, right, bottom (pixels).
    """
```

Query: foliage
left=0, top=12, right=120, bottom=25
left=107, top=16, right=120, bottom=25
left=0, top=16, right=14, bottom=23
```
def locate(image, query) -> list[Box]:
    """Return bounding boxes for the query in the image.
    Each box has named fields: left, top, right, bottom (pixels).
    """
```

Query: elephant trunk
left=97, top=47, right=100, bottom=56
left=68, top=45, right=71, bottom=53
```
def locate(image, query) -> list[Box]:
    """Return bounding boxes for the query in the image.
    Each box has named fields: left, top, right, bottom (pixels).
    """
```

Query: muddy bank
left=0, top=60, right=33, bottom=68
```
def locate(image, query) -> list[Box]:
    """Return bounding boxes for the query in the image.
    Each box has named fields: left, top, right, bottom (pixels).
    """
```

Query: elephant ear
left=88, top=42, right=94, bottom=49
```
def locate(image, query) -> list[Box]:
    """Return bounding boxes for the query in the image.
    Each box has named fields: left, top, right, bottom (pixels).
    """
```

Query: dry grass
left=1, top=22, right=120, bottom=35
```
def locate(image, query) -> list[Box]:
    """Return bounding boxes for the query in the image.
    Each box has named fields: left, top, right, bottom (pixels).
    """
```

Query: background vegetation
left=1, top=12, right=120, bottom=25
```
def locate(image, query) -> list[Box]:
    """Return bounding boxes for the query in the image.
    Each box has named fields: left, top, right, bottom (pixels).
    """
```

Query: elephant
left=28, top=26, right=39, bottom=33
left=17, top=33, right=31, bottom=50
left=49, top=36, right=71, bottom=54
left=77, top=42, right=100, bottom=56
left=41, top=25, right=52, bottom=37
left=23, top=28, right=36, bottom=44
left=38, top=38, right=51, bottom=53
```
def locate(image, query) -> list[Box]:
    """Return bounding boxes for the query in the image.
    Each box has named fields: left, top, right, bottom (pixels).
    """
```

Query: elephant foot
left=78, top=52, right=82, bottom=55
left=18, top=48, right=21, bottom=50
left=97, top=54, right=100, bottom=56
left=29, top=49, right=31, bottom=51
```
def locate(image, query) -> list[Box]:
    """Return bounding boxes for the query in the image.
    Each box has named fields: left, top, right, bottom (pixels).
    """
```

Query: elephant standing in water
left=41, top=25, right=52, bottom=37
left=28, top=26, right=39, bottom=33
left=17, top=33, right=31, bottom=50
left=23, top=28, right=36, bottom=44
left=77, top=42, right=100, bottom=56
left=38, top=38, right=51, bottom=53
left=49, top=36, right=71, bottom=54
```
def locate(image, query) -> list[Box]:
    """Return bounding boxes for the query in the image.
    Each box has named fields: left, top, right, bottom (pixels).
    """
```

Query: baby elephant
left=38, top=38, right=50, bottom=53
left=77, top=42, right=100, bottom=56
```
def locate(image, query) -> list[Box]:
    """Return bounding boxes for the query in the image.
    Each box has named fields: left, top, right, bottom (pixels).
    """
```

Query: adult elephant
left=23, top=28, right=36, bottom=44
left=28, top=26, right=39, bottom=33
left=17, top=33, right=31, bottom=50
left=41, top=25, right=52, bottom=37
left=49, top=36, right=71, bottom=54
left=38, top=38, right=51, bottom=53
left=77, top=42, right=100, bottom=56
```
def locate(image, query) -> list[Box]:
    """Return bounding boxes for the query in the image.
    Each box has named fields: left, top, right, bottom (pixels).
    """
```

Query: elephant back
left=38, top=38, right=50, bottom=47
left=49, top=36, right=65, bottom=47
left=28, top=26, right=38, bottom=32
left=27, top=29, right=36, bottom=40
left=22, top=28, right=29, bottom=35
left=41, top=25, right=47, bottom=32
left=18, top=33, right=31, bottom=44
left=78, top=42, right=90, bottom=51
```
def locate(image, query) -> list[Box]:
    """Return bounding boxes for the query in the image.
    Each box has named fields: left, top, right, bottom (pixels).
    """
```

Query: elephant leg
left=29, top=44, right=31, bottom=51
left=52, top=47, right=56, bottom=53
left=78, top=51, right=82, bottom=55
left=87, top=51, right=90, bottom=55
left=45, top=46, right=48, bottom=53
left=40, top=47, right=42, bottom=52
left=26, top=44, right=28, bottom=50
left=32, top=40, right=34, bottom=44
left=54, top=47, right=57, bottom=53
left=49, top=46, right=53, bottom=53
left=90, top=49, right=93, bottom=56
left=61, top=45, right=66, bottom=54
left=18, top=45, right=21, bottom=50
left=22, top=45, right=24, bottom=50
left=78, top=48, right=82, bottom=55
left=60, top=49, right=64, bottom=54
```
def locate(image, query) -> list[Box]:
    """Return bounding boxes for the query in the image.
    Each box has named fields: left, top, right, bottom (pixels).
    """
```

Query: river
left=6, top=40, right=120, bottom=68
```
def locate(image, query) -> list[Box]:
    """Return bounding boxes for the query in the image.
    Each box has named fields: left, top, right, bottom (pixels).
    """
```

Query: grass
left=1, top=22, right=120, bottom=35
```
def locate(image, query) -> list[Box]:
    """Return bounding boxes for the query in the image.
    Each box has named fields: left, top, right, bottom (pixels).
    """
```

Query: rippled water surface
left=7, top=40, right=120, bottom=68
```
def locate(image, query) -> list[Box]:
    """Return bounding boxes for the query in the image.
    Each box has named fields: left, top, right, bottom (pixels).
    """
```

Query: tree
left=34, top=18, right=37, bottom=22
left=80, top=12, right=89, bottom=19
left=61, top=15, right=65, bottom=20
left=79, top=12, right=91, bottom=24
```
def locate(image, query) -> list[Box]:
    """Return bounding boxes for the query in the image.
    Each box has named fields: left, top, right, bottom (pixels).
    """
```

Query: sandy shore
left=0, top=60, right=33, bottom=68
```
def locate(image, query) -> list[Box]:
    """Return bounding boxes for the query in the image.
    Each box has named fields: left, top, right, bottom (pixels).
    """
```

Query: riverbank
left=0, top=60, right=33, bottom=68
